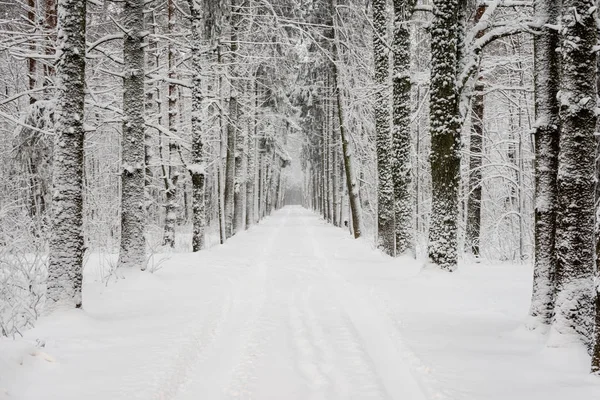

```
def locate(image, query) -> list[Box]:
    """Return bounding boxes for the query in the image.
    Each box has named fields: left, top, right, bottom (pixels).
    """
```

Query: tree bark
left=118, top=0, right=146, bottom=269
left=163, top=0, right=179, bottom=248
left=224, top=96, right=237, bottom=237
left=465, top=4, right=486, bottom=258
left=188, top=0, right=206, bottom=252
left=594, top=4, right=600, bottom=375
left=233, top=113, right=247, bottom=233
left=373, top=0, right=395, bottom=255
left=552, top=0, right=597, bottom=352
left=530, top=0, right=561, bottom=324
left=331, top=0, right=362, bottom=238
left=331, top=81, right=339, bottom=227
left=47, top=0, right=87, bottom=309
left=427, top=0, right=461, bottom=271
left=246, top=78, right=258, bottom=228
left=27, top=0, right=37, bottom=105
left=392, top=0, right=416, bottom=256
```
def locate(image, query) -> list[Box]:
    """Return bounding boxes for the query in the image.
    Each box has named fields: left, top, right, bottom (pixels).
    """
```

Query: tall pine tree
left=47, top=0, right=87, bottom=309
left=392, top=0, right=416, bottom=256
left=118, top=0, right=146, bottom=269
left=552, top=0, right=597, bottom=350
left=529, top=0, right=560, bottom=326
left=427, top=0, right=461, bottom=271
left=373, top=0, right=395, bottom=255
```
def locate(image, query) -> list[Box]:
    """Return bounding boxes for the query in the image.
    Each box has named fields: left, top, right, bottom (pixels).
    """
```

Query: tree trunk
left=427, top=0, right=461, bottom=271
left=224, top=97, right=237, bottom=237
left=373, top=0, right=395, bottom=255
left=331, top=0, right=362, bottom=238
left=465, top=4, right=486, bottom=258
left=231, top=0, right=246, bottom=234
left=246, top=82, right=257, bottom=228
left=27, top=0, right=37, bottom=105
left=258, top=147, right=264, bottom=219
left=552, top=0, right=597, bottom=352
left=266, top=150, right=276, bottom=215
left=118, top=0, right=146, bottom=270
left=188, top=0, right=206, bottom=251
left=529, top=0, right=560, bottom=326
left=144, top=10, right=158, bottom=220
left=325, top=110, right=332, bottom=223
left=47, top=0, right=87, bottom=309
left=331, top=84, right=339, bottom=227
left=163, top=0, right=179, bottom=248
left=392, top=0, right=415, bottom=256
left=233, top=114, right=247, bottom=233
left=594, top=287, right=600, bottom=372
left=43, top=0, right=56, bottom=85
left=594, top=5, right=600, bottom=375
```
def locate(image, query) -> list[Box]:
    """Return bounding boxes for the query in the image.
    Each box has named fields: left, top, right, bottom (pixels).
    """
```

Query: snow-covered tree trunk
left=392, top=0, right=415, bottom=256
left=319, top=121, right=325, bottom=219
left=373, top=0, right=395, bottom=256
left=324, top=106, right=332, bottom=223
left=331, top=0, right=362, bottom=238
left=244, top=121, right=254, bottom=228
left=223, top=0, right=238, bottom=238
left=43, top=0, right=57, bottom=82
left=594, top=283, right=600, bottom=372
left=529, top=0, right=560, bottom=325
left=231, top=0, right=246, bottom=234
left=465, top=4, right=486, bottom=258
left=427, top=0, right=461, bottom=271
left=118, top=0, right=146, bottom=269
left=27, top=0, right=37, bottom=104
left=144, top=10, right=157, bottom=219
left=233, top=112, right=247, bottom=233
left=331, top=81, right=339, bottom=227
left=267, top=150, right=276, bottom=215
left=594, top=13, right=600, bottom=373
left=246, top=79, right=258, bottom=228
left=258, top=145, right=265, bottom=219
left=224, top=96, right=237, bottom=237
left=188, top=0, right=206, bottom=252
left=47, top=0, right=87, bottom=309
left=162, top=0, right=179, bottom=248
left=466, top=81, right=483, bottom=256
left=552, top=0, right=597, bottom=349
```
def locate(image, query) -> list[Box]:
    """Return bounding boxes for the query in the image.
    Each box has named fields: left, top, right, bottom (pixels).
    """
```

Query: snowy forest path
left=8, top=206, right=432, bottom=400
left=175, top=206, right=427, bottom=400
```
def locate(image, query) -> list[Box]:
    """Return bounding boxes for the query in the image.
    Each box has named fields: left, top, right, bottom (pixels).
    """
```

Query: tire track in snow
left=153, top=213, right=287, bottom=400
left=152, top=284, right=234, bottom=400
left=300, top=213, right=427, bottom=400
left=287, top=288, right=333, bottom=399
left=221, top=212, right=291, bottom=399
left=178, top=210, right=287, bottom=400
left=303, top=257, right=389, bottom=400
left=284, top=215, right=388, bottom=399
left=356, top=285, right=458, bottom=400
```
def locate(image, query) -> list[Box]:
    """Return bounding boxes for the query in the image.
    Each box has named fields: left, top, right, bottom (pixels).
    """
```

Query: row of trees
left=300, top=0, right=599, bottom=373
left=48, top=0, right=296, bottom=307
left=0, top=0, right=296, bottom=328
left=302, top=1, right=536, bottom=264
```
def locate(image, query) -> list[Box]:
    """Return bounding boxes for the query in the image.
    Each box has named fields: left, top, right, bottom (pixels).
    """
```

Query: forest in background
left=0, top=0, right=598, bottom=374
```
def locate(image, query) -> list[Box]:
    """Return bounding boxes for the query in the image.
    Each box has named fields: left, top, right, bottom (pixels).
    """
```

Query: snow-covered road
left=2, top=206, right=599, bottom=399
left=171, top=207, right=426, bottom=400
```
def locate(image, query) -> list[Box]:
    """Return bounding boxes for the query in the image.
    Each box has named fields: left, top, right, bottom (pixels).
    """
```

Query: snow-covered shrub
left=0, top=208, right=46, bottom=338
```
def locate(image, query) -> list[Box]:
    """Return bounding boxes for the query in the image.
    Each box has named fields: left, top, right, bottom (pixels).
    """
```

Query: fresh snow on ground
left=1, top=206, right=599, bottom=399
